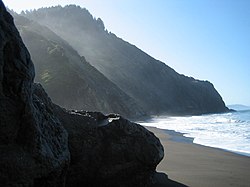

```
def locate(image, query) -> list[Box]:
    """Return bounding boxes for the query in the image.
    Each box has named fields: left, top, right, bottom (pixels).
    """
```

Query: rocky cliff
left=0, top=2, right=165, bottom=186
left=23, top=5, right=229, bottom=115
left=11, top=13, right=145, bottom=120
left=0, top=2, right=70, bottom=186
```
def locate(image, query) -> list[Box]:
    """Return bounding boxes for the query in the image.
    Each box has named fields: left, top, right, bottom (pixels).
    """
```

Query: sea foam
left=140, top=110, right=250, bottom=157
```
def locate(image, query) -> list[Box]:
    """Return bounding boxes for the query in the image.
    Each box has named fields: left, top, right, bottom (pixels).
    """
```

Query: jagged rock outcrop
left=23, top=5, right=229, bottom=116
left=1, top=2, right=165, bottom=186
left=0, top=1, right=70, bottom=186
left=11, top=13, right=145, bottom=120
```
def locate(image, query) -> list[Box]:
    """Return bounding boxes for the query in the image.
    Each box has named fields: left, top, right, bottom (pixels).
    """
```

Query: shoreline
left=153, top=127, right=250, bottom=158
left=146, top=126, right=250, bottom=187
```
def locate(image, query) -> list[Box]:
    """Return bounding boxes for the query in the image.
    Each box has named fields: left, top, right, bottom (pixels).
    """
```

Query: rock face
left=0, top=1, right=70, bottom=186
left=23, top=5, right=229, bottom=115
left=33, top=82, right=164, bottom=187
left=52, top=105, right=164, bottom=186
left=11, top=13, right=145, bottom=120
left=0, top=2, right=165, bottom=186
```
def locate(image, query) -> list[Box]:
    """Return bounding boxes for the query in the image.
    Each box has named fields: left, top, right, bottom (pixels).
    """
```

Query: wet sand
left=146, top=127, right=250, bottom=187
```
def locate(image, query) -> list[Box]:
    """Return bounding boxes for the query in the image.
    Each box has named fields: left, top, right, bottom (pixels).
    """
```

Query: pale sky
left=3, top=0, right=250, bottom=106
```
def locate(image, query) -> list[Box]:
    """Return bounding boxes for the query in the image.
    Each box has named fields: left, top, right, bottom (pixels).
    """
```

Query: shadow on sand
left=153, top=172, right=188, bottom=187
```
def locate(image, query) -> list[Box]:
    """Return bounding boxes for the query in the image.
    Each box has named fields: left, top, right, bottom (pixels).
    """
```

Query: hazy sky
left=3, top=0, right=250, bottom=106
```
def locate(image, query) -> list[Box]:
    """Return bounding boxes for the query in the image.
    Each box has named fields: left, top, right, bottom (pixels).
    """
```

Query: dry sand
left=146, top=127, right=250, bottom=187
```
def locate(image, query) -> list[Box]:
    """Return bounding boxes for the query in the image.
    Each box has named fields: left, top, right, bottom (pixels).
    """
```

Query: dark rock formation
left=0, top=1, right=70, bottom=186
left=11, top=12, right=145, bottom=120
left=32, top=80, right=164, bottom=186
left=49, top=95, right=164, bottom=186
left=23, top=5, right=229, bottom=115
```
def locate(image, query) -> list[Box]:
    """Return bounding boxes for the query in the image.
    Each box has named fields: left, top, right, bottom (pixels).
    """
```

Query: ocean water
left=139, top=110, right=250, bottom=157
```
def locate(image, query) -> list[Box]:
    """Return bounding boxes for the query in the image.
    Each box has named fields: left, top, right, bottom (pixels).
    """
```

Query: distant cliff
left=0, top=2, right=164, bottom=186
left=22, top=5, right=229, bottom=115
left=12, top=13, right=145, bottom=119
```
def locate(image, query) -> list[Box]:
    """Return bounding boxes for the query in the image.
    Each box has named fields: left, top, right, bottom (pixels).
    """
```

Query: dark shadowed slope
left=11, top=13, right=145, bottom=119
left=0, top=2, right=70, bottom=186
left=23, top=5, right=229, bottom=115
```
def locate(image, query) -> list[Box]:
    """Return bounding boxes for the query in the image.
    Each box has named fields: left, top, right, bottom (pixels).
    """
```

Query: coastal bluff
left=22, top=5, right=230, bottom=117
left=0, top=1, right=165, bottom=186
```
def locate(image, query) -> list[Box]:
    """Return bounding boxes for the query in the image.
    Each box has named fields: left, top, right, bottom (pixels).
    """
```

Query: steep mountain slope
left=12, top=13, right=145, bottom=119
left=23, top=5, right=229, bottom=115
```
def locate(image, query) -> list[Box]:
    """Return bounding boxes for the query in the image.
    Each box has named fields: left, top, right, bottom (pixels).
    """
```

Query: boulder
left=53, top=105, right=164, bottom=186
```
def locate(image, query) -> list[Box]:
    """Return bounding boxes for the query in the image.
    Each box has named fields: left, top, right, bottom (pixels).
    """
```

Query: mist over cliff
left=20, top=5, right=229, bottom=116
left=12, top=12, right=145, bottom=119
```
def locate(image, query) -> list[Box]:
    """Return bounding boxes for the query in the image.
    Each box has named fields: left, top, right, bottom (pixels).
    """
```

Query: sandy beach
left=146, top=127, right=250, bottom=187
